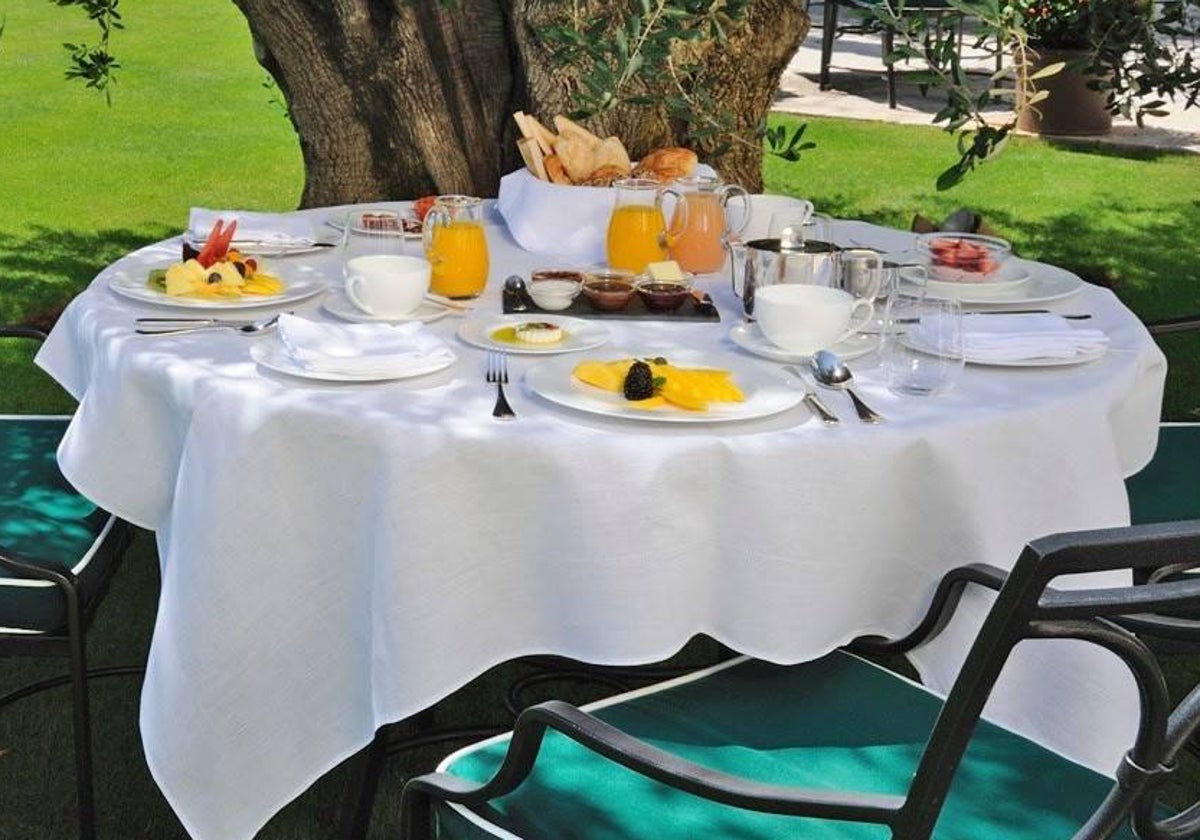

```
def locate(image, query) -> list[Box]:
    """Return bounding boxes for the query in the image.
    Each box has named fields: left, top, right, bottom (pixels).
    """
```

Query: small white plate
left=526, top=352, right=803, bottom=424
left=109, top=263, right=327, bottom=311
left=457, top=314, right=610, bottom=355
left=729, top=322, right=879, bottom=364
left=327, top=213, right=423, bottom=240
left=249, top=335, right=456, bottom=382
left=899, top=260, right=1085, bottom=306
left=323, top=293, right=448, bottom=325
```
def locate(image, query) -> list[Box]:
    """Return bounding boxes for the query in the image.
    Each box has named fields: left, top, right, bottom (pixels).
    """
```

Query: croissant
left=633, top=147, right=699, bottom=184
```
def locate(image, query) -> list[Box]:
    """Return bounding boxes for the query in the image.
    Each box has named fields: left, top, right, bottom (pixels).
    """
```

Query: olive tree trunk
left=232, top=0, right=809, bottom=207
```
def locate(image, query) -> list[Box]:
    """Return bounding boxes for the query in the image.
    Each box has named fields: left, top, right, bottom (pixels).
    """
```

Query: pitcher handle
left=727, top=235, right=747, bottom=300
left=719, top=185, right=751, bottom=240
left=658, top=186, right=688, bottom=250
left=422, top=206, right=447, bottom=264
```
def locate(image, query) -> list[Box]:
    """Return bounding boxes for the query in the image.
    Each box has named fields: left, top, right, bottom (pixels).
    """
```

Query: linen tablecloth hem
left=53, top=453, right=161, bottom=532
left=142, top=723, right=374, bottom=840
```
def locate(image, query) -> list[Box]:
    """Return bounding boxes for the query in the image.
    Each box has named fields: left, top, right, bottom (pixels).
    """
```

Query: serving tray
left=502, top=293, right=720, bottom=322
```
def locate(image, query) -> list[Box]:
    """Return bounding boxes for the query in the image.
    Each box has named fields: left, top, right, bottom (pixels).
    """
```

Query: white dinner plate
left=249, top=334, right=456, bottom=382
left=899, top=259, right=1084, bottom=306
left=526, top=352, right=804, bottom=424
left=457, top=314, right=610, bottom=355
left=902, top=334, right=1109, bottom=367
left=322, top=293, right=448, bottom=325
left=729, top=322, right=879, bottom=364
left=109, top=262, right=327, bottom=311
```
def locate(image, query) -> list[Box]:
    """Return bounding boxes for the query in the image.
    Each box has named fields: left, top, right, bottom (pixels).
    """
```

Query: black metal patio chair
left=0, top=325, right=136, bottom=840
left=400, top=520, right=1200, bottom=839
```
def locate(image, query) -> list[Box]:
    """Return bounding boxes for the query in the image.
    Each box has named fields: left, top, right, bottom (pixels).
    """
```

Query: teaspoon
left=810, top=350, right=884, bottom=424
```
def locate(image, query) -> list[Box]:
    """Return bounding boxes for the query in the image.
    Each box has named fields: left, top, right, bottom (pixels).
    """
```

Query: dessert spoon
left=810, top=350, right=884, bottom=424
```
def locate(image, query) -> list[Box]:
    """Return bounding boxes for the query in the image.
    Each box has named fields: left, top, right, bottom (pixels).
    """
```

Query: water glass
left=769, top=206, right=832, bottom=249
left=881, top=292, right=964, bottom=396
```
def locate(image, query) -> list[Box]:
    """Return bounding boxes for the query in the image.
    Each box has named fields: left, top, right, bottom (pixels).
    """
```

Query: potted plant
left=876, top=0, right=1200, bottom=186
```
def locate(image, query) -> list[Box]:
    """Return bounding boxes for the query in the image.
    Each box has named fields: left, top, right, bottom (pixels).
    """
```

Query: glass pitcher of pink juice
left=606, top=178, right=688, bottom=274
left=422, top=195, right=490, bottom=299
left=668, top=175, right=749, bottom=274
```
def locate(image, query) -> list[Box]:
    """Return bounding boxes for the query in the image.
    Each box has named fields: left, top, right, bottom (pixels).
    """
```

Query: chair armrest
left=1145, top=314, right=1200, bottom=336
left=400, top=699, right=906, bottom=840
left=0, top=325, right=48, bottom=342
left=851, top=562, right=1008, bottom=656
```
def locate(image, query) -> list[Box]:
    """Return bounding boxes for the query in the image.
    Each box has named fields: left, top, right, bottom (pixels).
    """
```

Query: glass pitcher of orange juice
left=668, top=175, right=750, bottom=274
left=606, top=178, right=687, bottom=274
left=422, top=195, right=490, bottom=299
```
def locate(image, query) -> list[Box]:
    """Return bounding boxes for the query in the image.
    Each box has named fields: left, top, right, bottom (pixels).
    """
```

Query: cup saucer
left=323, top=293, right=449, bottom=324
left=728, top=321, right=879, bottom=364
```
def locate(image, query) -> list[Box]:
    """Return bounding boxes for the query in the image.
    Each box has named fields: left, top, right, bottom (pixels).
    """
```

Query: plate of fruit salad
left=109, top=219, right=326, bottom=310
left=525, top=352, right=803, bottom=423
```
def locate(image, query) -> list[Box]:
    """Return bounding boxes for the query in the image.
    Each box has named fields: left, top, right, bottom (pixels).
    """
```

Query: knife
left=783, top=365, right=840, bottom=426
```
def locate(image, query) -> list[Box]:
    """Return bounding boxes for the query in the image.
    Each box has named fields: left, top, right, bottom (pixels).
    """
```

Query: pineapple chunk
left=572, top=357, right=743, bottom=412
left=164, top=259, right=208, bottom=296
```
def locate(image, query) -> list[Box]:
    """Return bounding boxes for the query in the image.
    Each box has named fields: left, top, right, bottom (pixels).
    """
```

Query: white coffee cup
left=755, top=284, right=874, bottom=355
left=344, top=255, right=430, bottom=317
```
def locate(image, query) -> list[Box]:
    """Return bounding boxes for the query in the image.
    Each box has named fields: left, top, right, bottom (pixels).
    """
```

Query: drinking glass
left=667, top=174, right=749, bottom=274
left=769, top=206, right=832, bottom=250
left=606, top=178, right=687, bottom=274
left=422, top=195, right=490, bottom=299
left=840, top=248, right=897, bottom=331
left=342, top=209, right=423, bottom=315
left=881, top=292, right=964, bottom=396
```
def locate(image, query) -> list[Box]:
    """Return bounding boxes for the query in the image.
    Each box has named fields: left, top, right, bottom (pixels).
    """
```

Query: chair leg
left=883, top=25, right=897, bottom=109
left=339, top=727, right=391, bottom=840
left=820, top=0, right=838, bottom=90
left=66, top=587, right=97, bottom=840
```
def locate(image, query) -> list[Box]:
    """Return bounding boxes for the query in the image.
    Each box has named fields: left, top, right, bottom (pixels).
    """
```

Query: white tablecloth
left=37, top=198, right=1166, bottom=840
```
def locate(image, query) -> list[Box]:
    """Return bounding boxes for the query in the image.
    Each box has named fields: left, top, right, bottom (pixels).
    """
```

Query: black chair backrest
left=902, top=520, right=1200, bottom=840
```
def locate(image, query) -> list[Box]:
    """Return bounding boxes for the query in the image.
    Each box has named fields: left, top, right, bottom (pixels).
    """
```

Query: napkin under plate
left=277, top=314, right=455, bottom=376
left=189, top=208, right=319, bottom=249
left=912, top=313, right=1109, bottom=363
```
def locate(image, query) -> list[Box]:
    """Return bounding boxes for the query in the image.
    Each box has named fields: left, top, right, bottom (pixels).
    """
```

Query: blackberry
left=623, top=361, right=655, bottom=401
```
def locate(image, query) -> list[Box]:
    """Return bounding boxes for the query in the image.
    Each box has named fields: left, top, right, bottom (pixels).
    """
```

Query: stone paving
left=774, top=5, right=1200, bottom=154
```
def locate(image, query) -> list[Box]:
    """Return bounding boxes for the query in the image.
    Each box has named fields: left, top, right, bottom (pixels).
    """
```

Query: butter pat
left=646, top=260, right=684, bottom=282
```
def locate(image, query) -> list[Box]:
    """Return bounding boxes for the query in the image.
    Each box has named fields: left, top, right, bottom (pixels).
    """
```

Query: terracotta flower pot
left=1016, top=46, right=1114, bottom=136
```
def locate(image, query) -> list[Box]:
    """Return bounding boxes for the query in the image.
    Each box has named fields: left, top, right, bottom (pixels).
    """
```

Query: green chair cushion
left=438, top=653, right=1142, bottom=839
left=0, top=416, right=118, bottom=633
left=1127, top=424, right=1200, bottom=525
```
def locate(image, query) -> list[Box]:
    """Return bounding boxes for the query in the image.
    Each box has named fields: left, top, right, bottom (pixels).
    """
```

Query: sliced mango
left=571, top=358, right=743, bottom=412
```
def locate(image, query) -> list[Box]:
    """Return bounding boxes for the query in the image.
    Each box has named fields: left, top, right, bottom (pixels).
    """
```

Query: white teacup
left=344, top=255, right=430, bottom=318
left=755, top=284, right=874, bottom=355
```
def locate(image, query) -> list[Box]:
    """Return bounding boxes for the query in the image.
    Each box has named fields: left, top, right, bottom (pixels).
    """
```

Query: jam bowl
left=634, top=275, right=694, bottom=312
left=582, top=269, right=637, bottom=311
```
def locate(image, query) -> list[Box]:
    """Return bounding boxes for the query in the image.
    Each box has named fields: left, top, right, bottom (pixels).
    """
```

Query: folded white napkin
left=277, top=315, right=455, bottom=376
left=188, top=208, right=318, bottom=247
left=496, top=164, right=718, bottom=261
left=912, top=313, right=1109, bottom=363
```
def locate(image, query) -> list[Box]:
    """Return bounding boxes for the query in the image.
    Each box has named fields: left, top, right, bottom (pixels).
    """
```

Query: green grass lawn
left=1, top=2, right=1198, bottom=837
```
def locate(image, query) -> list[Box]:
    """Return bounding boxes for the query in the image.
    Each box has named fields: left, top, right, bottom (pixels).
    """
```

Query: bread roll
left=543, top=154, right=573, bottom=185
left=579, top=165, right=628, bottom=187
left=633, top=147, right=699, bottom=183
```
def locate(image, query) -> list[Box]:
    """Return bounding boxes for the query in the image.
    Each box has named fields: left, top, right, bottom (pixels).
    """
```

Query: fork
left=486, top=351, right=516, bottom=420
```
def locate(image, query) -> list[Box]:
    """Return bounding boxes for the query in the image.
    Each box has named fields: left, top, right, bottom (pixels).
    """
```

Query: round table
left=36, top=197, right=1166, bottom=840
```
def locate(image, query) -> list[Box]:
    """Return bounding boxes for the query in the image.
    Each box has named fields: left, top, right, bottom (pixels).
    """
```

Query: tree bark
left=233, top=0, right=809, bottom=207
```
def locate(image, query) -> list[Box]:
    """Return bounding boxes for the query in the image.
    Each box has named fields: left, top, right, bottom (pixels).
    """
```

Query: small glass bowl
left=916, top=233, right=1012, bottom=283
left=529, top=270, right=584, bottom=311
left=634, top=275, right=694, bottom=312
left=582, top=269, right=636, bottom=311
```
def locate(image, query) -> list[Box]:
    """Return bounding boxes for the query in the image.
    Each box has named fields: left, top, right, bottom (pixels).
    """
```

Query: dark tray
left=503, top=294, right=720, bottom=322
